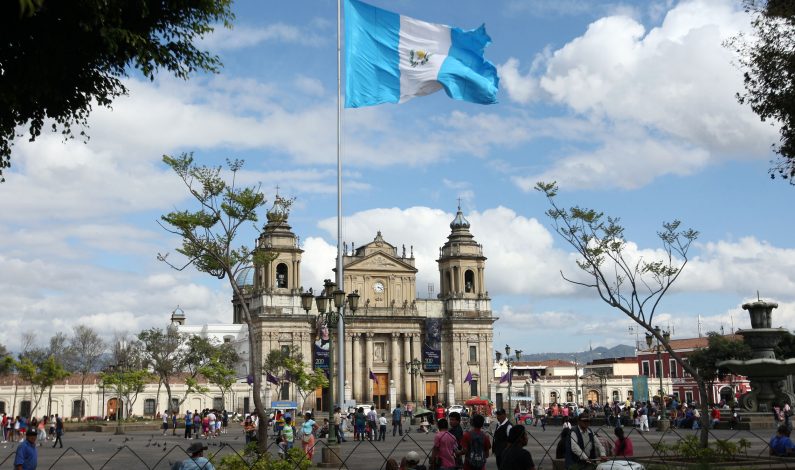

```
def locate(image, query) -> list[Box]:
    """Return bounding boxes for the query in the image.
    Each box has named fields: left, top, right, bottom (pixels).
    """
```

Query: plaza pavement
left=0, top=423, right=779, bottom=469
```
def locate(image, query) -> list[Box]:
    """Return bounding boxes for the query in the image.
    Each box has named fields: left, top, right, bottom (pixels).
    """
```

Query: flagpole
left=336, top=0, right=346, bottom=413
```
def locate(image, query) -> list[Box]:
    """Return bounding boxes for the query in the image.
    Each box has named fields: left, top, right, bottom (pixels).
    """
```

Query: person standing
left=392, top=404, right=403, bottom=437
left=460, top=414, right=491, bottom=470
left=613, top=426, right=634, bottom=458
left=565, top=413, right=607, bottom=469
left=499, top=425, right=536, bottom=470
left=431, top=418, right=458, bottom=470
left=378, top=412, right=387, bottom=442
left=52, top=414, right=63, bottom=449
left=184, top=410, right=193, bottom=439
left=492, top=409, right=512, bottom=468
left=172, top=410, right=179, bottom=436
left=367, top=406, right=378, bottom=441
left=176, top=441, right=216, bottom=470
left=15, top=429, right=38, bottom=470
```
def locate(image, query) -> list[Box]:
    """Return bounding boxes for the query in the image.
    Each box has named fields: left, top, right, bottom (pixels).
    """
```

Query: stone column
left=412, top=333, right=422, bottom=404
left=447, top=379, right=456, bottom=406
left=479, top=335, right=489, bottom=398
left=365, top=333, right=374, bottom=402
left=391, top=333, right=401, bottom=400
left=453, top=266, right=460, bottom=294
left=403, top=333, right=411, bottom=402
left=389, top=380, right=397, bottom=411
left=345, top=333, right=353, bottom=402
left=352, top=334, right=361, bottom=403
left=478, top=267, right=484, bottom=295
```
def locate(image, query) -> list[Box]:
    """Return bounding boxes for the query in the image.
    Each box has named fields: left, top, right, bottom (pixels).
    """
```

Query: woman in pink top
left=432, top=418, right=458, bottom=470
left=613, top=427, right=634, bottom=457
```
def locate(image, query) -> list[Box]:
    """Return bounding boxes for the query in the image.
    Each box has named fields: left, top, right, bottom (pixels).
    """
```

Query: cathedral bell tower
left=255, top=195, right=303, bottom=294
left=437, top=205, right=487, bottom=299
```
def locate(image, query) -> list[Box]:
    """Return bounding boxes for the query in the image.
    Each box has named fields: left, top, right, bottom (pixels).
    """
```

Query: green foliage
left=652, top=435, right=751, bottom=466
left=0, top=0, right=234, bottom=182
left=263, top=345, right=329, bottom=411
left=728, top=1, right=795, bottom=182
left=217, top=445, right=311, bottom=470
left=99, top=368, right=153, bottom=418
left=689, top=332, right=752, bottom=385
left=199, top=342, right=240, bottom=409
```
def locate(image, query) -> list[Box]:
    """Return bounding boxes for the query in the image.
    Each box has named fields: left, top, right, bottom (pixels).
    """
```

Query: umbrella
left=413, top=406, right=433, bottom=416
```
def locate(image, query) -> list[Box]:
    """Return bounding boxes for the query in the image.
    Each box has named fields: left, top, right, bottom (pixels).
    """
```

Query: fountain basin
left=718, top=358, right=795, bottom=377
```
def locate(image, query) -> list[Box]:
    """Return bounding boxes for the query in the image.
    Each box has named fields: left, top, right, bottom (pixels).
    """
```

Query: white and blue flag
left=344, top=0, right=499, bottom=108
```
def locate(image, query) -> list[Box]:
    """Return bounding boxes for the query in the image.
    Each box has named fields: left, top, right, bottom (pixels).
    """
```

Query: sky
left=3, top=0, right=795, bottom=356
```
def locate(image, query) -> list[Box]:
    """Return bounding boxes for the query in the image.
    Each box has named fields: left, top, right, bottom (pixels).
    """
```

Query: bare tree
left=536, top=182, right=714, bottom=447
left=69, top=325, right=106, bottom=420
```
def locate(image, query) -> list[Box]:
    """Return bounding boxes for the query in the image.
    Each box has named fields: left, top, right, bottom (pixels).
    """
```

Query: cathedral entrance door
left=373, top=373, right=388, bottom=409
left=425, top=381, right=439, bottom=408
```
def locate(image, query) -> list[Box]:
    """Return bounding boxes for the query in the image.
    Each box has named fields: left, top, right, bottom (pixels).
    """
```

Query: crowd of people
left=2, top=413, right=64, bottom=447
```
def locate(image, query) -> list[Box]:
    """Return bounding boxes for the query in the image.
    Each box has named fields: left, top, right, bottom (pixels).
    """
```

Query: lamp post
left=114, top=339, right=128, bottom=435
left=405, top=358, right=422, bottom=404
left=572, top=355, right=580, bottom=407
left=498, top=345, right=522, bottom=416
left=300, top=279, right=359, bottom=447
left=646, top=326, right=671, bottom=431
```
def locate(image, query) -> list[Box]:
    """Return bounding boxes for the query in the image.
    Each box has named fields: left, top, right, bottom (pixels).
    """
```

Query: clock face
left=373, top=282, right=384, bottom=293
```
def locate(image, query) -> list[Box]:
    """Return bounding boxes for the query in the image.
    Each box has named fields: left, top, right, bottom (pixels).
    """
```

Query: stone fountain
left=719, top=300, right=795, bottom=413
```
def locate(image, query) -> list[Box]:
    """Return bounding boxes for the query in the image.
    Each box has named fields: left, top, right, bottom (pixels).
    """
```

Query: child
left=281, top=416, right=295, bottom=453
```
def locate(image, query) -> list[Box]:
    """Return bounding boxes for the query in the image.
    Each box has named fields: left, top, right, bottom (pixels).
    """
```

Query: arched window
left=465, top=270, right=475, bottom=293
left=20, top=400, right=31, bottom=418
left=550, top=391, right=558, bottom=404
left=566, top=391, right=574, bottom=402
left=276, top=263, right=288, bottom=288
left=612, top=390, right=620, bottom=402
left=445, top=271, right=452, bottom=293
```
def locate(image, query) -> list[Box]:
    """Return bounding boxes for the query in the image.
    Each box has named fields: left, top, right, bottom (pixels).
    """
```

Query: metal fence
left=1, top=422, right=795, bottom=469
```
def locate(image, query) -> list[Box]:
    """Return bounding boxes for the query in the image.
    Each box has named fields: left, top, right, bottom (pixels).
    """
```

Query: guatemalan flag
left=344, top=0, right=499, bottom=108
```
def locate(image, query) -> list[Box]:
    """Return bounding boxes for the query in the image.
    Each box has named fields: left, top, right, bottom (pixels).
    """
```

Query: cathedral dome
left=235, top=266, right=255, bottom=287
left=450, top=207, right=471, bottom=229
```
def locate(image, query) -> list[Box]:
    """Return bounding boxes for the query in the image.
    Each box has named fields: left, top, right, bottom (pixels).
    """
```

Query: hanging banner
left=423, top=318, right=442, bottom=371
left=313, top=317, right=330, bottom=377
left=632, top=376, right=649, bottom=402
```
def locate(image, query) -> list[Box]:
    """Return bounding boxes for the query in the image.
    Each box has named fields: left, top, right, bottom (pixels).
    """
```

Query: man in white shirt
left=378, top=413, right=388, bottom=441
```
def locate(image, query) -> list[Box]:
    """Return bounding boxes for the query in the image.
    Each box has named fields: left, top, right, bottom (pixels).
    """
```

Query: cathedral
left=227, top=204, right=496, bottom=411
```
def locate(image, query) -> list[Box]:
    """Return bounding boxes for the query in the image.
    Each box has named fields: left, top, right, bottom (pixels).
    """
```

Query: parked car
left=447, top=404, right=464, bottom=415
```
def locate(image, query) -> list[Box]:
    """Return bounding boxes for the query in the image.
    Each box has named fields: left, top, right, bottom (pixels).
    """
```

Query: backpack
left=466, top=431, right=486, bottom=469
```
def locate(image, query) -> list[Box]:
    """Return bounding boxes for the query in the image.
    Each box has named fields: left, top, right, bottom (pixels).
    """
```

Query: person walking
left=52, top=414, right=63, bottom=449
left=15, top=429, right=38, bottom=470
left=431, top=418, right=458, bottom=470
left=172, top=409, right=179, bottom=436
left=301, top=412, right=318, bottom=461
left=162, top=410, right=170, bottom=436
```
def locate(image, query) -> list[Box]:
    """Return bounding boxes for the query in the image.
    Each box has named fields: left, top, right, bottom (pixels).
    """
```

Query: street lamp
left=572, top=355, right=579, bottom=408
left=405, top=358, right=422, bottom=404
left=497, top=345, right=522, bottom=417
left=114, top=339, right=128, bottom=435
left=300, top=279, right=359, bottom=447
left=646, top=326, right=671, bottom=431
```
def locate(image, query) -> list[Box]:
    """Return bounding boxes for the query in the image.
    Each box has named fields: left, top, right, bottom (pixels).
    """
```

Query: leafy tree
left=199, top=342, right=240, bottom=410
left=69, top=325, right=106, bottom=420
left=138, top=326, right=184, bottom=413
left=263, top=345, right=329, bottom=412
left=536, top=181, right=715, bottom=447
left=159, top=153, right=291, bottom=452
left=0, top=343, right=13, bottom=376
left=100, top=368, right=153, bottom=419
left=689, top=332, right=752, bottom=402
left=0, top=0, right=234, bottom=182
left=729, top=0, right=795, bottom=182
left=17, top=355, right=70, bottom=418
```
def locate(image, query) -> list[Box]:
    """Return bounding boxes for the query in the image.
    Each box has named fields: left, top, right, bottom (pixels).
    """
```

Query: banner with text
left=423, top=318, right=442, bottom=371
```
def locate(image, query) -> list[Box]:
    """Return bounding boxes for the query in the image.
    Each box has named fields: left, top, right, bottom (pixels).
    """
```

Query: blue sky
left=3, top=0, right=794, bottom=354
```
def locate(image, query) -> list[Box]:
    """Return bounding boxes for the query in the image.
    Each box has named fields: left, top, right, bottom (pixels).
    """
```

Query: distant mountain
left=516, top=344, right=635, bottom=364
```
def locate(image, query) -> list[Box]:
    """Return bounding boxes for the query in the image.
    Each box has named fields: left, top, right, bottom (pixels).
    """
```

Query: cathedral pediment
left=345, top=252, right=418, bottom=273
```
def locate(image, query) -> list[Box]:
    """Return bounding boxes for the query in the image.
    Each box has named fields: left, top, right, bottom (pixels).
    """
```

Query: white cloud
left=500, top=0, right=778, bottom=190
left=199, top=23, right=326, bottom=51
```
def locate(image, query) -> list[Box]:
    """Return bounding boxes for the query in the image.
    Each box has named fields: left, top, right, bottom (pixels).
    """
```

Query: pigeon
left=82, top=433, right=85, bottom=436
left=92, top=439, right=95, bottom=442
left=108, top=438, right=112, bottom=442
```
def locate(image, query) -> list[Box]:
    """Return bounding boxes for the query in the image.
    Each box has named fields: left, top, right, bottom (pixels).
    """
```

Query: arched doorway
left=719, top=386, right=733, bottom=404
left=107, top=398, right=122, bottom=420
left=587, top=389, right=600, bottom=405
